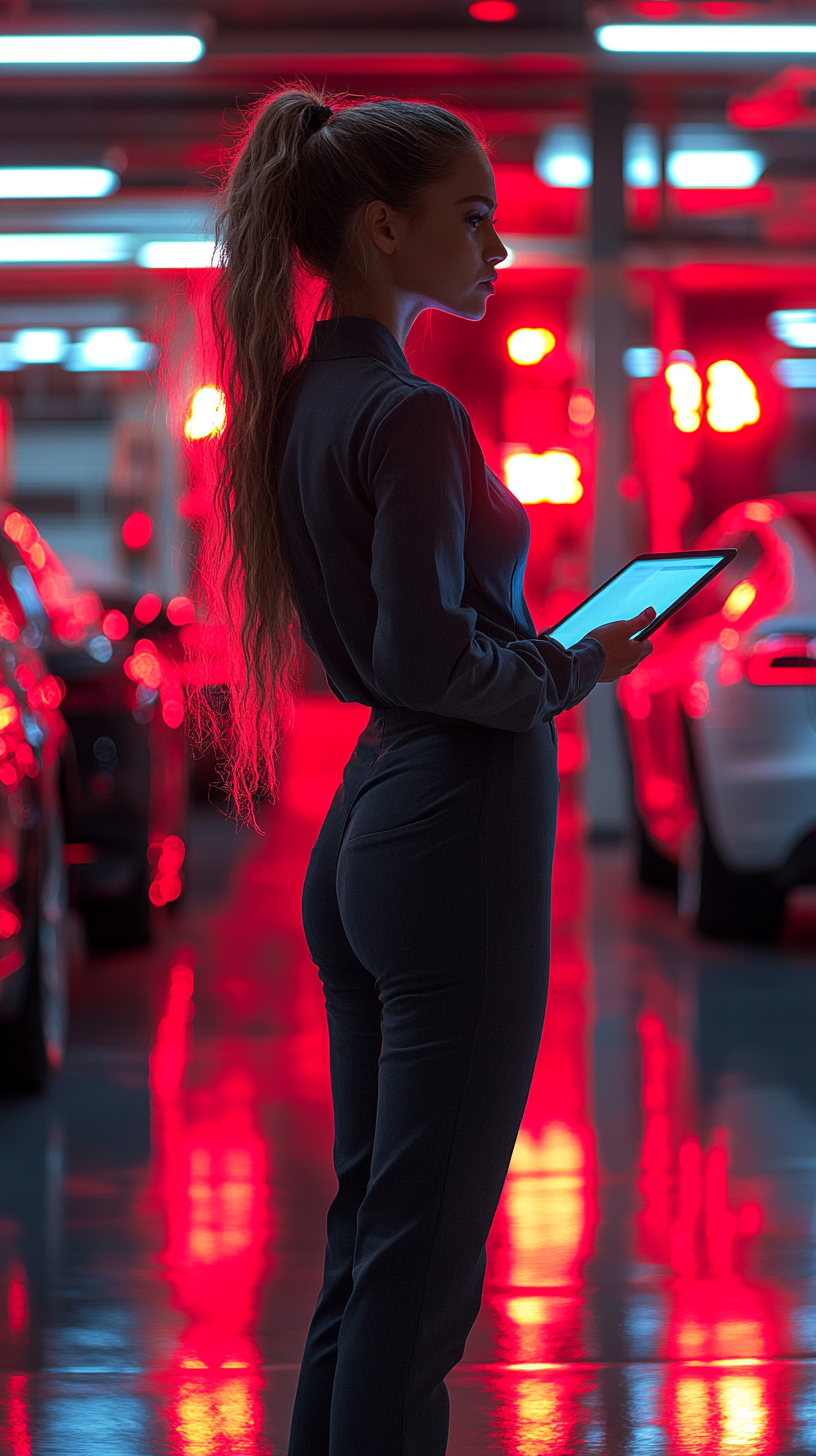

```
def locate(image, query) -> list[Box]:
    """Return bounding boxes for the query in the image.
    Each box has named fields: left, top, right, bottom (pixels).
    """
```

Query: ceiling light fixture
left=772, top=357, right=816, bottom=388
left=136, top=240, right=217, bottom=269
left=0, top=34, right=205, bottom=66
left=0, top=234, right=129, bottom=264
left=534, top=124, right=593, bottom=189
left=666, top=150, right=765, bottom=188
left=768, top=309, right=816, bottom=348
left=64, top=328, right=155, bottom=372
left=0, top=167, right=119, bottom=199
left=596, top=24, right=816, bottom=53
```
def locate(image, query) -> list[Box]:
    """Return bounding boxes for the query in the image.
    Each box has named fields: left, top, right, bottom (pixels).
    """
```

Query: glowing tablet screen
left=548, top=553, right=734, bottom=649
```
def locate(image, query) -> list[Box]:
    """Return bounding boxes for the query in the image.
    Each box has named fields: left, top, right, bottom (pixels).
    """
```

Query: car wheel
left=83, top=860, right=151, bottom=952
left=0, top=806, right=68, bottom=1095
left=696, top=820, right=786, bottom=942
left=636, top=815, right=679, bottom=892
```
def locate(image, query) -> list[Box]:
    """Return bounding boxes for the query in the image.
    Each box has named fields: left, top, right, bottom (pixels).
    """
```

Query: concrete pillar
left=586, top=83, right=632, bottom=839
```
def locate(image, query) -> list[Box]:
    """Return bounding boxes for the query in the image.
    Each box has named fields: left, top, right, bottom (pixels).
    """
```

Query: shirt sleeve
left=367, top=385, right=605, bottom=732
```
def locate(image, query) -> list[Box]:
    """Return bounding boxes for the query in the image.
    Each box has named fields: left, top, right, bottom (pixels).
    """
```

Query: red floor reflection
left=4, top=694, right=816, bottom=1455
left=636, top=982, right=789, bottom=1454
left=485, top=775, right=599, bottom=1452
left=149, top=955, right=271, bottom=1452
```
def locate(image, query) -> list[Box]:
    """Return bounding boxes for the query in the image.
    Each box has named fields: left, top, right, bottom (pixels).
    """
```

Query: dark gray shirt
left=276, top=316, right=604, bottom=733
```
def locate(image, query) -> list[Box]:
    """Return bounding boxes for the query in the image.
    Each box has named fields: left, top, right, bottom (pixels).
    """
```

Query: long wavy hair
left=191, top=86, right=480, bottom=823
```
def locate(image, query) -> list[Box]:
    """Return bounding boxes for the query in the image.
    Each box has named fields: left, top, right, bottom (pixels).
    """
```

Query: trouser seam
left=396, top=730, right=497, bottom=1455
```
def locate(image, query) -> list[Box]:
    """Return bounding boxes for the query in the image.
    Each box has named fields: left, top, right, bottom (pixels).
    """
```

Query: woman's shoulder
left=374, top=371, right=471, bottom=437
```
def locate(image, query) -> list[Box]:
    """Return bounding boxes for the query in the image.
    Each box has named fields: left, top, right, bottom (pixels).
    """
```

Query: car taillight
left=745, top=634, right=816, bottom=685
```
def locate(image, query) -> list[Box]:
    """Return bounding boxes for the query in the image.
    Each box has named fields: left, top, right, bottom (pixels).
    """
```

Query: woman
left=205, top=86, right=652, bottom=1456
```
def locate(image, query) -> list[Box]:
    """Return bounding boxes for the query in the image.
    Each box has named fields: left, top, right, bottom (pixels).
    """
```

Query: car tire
left=636, top=816, right=679, bottom=892
left=83, top=860, right=151, bottom=952
left=0, top=806, right=68, bottom=1095
left=696, top=820, right=786, bottom=942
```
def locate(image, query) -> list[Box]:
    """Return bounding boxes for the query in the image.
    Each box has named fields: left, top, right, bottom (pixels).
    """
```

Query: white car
left=619, top=493, right=816, bottom=939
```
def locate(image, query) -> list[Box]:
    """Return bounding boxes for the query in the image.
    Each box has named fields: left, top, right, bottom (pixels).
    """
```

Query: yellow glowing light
left=504, top=449, right=583, bottom=505
left=506, top=1295, right=547, bottom=1325
left=513, top=1380, right=562, bottom=1456
left=665, top=360, right=702, bottom=433
left=505, top=1123, right=589, bottom=1288
left=184, top=385, right=226, bottom=440
left=718, top=1375, right=768, bottom=1454
left=723, top=580, right=757, bottom=622
left=511, top=1122, right=585, bottom=1174
left=744, top=500, right=774, bottom=522
left=507, top=327, right=556, bottom=365
left=674, top=1376, right=711, bottom=1452
left=706, top=360, right=760, bottom=433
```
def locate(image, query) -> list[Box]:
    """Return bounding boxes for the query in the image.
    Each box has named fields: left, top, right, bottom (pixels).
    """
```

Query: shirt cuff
left=566, top=635, right=606, bottom=709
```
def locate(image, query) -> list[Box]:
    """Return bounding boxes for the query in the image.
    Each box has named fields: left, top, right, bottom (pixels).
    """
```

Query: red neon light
left=122, top=511, right=153, bottom=551
left=133, top=593, right=161, bottom=625
left=167, top=595, right=195, bottom=626
left=469, top=0, right=518, bottom=17
left=124, top=639, right=161, bottom=688
left=149, top=834, right=186, bottom=906
left=101, top=608, right=129, bottom=641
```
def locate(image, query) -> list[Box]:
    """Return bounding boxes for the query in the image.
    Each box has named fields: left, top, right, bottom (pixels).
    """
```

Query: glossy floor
left=2, top=697, right=816, bottom=1455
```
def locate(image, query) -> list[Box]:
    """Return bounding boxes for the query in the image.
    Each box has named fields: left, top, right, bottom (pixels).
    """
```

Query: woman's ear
left=363, top=200, right=399, bottom=257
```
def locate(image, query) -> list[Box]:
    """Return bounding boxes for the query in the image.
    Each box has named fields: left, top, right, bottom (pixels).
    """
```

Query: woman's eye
left=466, top=213, right=487, bottom=229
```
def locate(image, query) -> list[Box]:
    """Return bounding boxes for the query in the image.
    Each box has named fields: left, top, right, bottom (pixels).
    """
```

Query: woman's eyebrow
left=456, top=194, right=496, bottom=208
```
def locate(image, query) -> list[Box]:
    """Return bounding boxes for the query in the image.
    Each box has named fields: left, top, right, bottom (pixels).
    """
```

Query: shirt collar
left=307, top=316, right=412, bottom=375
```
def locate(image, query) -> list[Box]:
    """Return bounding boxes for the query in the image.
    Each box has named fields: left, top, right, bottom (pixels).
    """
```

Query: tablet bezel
left=547, top=549, right=739, bottom=648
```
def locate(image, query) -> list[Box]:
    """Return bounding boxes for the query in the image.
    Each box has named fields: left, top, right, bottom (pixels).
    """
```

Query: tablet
left=547, top=550, right=738, bottom=650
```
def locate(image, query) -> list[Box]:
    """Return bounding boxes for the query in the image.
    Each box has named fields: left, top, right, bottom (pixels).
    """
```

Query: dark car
left=0, top=506, right=190, bottom=954
left=0, top=518, right=68, bottom=1092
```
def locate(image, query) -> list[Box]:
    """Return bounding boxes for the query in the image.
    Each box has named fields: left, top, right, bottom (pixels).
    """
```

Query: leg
left=328, top=718, right=557, bottom=1455
left=288, top=723, right=385, bottom=1456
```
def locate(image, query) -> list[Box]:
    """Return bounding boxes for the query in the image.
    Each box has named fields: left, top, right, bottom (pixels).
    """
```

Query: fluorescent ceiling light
left=0, top=167, right=119, bottom=199
left=0, top=233, right=129, bottom=263
left=136, top=240, right=217, bottom=268
left=623, top=347, right=662, bottom=378
left=768, top=310, right=816, bottom=348
left=64, top=327, right=155, bottom=372
left=13, top=328, right=68, bottom=363
left=0, top=35, right=204, bottom=66
left=624, top=125, right=660, bottom=188
left=596, top=24, right=816, bottom=53
left=534, top=125, right=592, bottom=189
left=666, top=150, right=765, bottom=188
left=772, top=357, right=816, bottom=388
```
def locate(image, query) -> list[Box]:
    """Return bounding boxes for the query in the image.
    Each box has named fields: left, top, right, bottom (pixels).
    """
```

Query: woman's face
left=366, top=146, right=508, bottom=322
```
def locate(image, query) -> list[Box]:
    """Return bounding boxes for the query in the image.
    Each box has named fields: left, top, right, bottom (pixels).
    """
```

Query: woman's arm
left=368, top=385, right=605, bottom=731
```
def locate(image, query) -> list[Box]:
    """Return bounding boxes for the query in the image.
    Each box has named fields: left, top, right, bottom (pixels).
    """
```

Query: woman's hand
left=591, top=607, right=656, bottom=682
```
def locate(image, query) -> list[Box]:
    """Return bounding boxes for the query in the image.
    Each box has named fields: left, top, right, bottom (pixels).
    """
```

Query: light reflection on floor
left=2, top=695, right=816, bottom=1454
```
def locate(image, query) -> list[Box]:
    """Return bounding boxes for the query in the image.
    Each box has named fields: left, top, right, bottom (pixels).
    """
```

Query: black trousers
left=287, top=706, right=557, bottom=1456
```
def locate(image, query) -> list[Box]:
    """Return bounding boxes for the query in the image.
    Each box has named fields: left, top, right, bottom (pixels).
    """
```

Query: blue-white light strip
left=596, top=24, right=816, bottom=53
left=0, top=35, right=204, bottom=66
left=0, top=168, right=119, bottom=199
